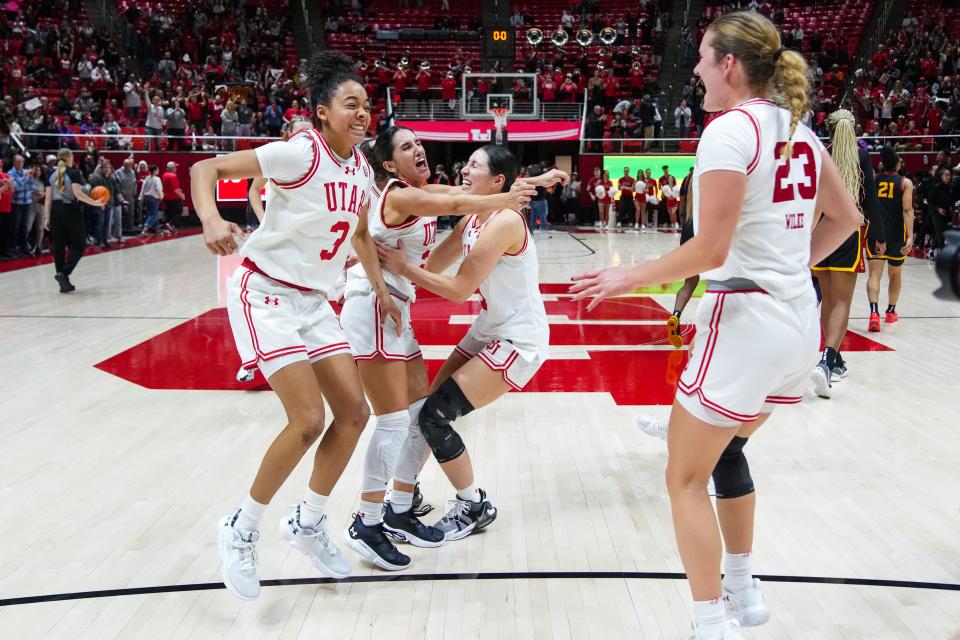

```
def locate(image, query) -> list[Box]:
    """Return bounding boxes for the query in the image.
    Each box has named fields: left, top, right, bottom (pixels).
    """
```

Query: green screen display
left=602, top=155, right=696, bottom=199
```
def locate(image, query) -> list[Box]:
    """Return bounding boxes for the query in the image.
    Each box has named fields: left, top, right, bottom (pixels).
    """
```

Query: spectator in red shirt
left=441, top=72, right=457, bottom=110
left=161, top=162, right=186, bottom=231
left=282, top=98, right=309, bottom=124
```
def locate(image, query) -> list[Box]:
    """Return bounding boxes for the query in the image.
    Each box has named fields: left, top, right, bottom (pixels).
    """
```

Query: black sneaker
left=433, top=489, right=497, bottom=541
left=342, top=514, right=410, bottom=571
left=383, top=502, right=445, bottom=548
left=412, top=482, right=433, bottom=517
left=55, top=272, right=75, bottom=293
left=831, top=355, right=848, bottom=381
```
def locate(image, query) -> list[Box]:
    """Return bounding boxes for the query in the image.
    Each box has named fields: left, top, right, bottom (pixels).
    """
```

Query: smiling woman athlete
left=190, top=51, right=399, bottom=600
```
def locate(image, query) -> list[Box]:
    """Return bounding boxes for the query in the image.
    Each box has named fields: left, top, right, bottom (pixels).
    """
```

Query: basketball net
left=490, top=107, right=509, bottom=145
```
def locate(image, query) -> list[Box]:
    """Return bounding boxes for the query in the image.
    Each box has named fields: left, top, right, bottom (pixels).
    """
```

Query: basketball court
left=0, top=230, right=958, bottom=638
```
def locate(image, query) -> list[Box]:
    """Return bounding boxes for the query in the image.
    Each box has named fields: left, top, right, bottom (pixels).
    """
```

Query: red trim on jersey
left=307, top=342, right=352, bottom=359
left=704, top=288, right=769, bottom=295
left=239, top=268, right=309, bottom=362
left=270, top=130, right=322, bottom=190
left=315, top=130, right=343, bottom=167
left=502, top=209, right=529, bottom=256
left=477, top=349, right=523, bottom=390
left=678, top=292, right=726, bottom=394
left=241, top=258, right=313, bottom=291
left=727, top=108, right=762, bottom=174
left=765, top=395, right=802, bottom=404
left=379, top=178, right=420, bottom=229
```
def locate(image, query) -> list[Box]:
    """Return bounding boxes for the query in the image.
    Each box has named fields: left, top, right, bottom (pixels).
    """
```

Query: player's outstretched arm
left=190, top=150, right=260, bottom=255
left=570, top=170, right=746, bottom=310
left=423, top=218, right=469, bottom=274
left=387, top=180, right=535, bottom=218
left=901, top=177, right=915, bottom=255
left=378, top=213, right=522, bottom=303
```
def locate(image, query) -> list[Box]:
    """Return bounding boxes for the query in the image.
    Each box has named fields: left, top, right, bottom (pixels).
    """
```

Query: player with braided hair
left=570, top=11, right=861, bottom=639
left=809, top=109, right=885, bottom=397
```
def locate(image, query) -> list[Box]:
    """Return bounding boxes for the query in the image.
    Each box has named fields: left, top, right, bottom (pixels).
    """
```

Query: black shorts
left=680, top=218, right=694, bottom=244
left=813, top=227, right=862, bottom=272
left=866, top=219, right=906, bottom=264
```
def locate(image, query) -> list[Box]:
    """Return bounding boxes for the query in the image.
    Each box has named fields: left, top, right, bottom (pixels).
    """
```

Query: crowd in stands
left=0, top=0, right=309, bottom=156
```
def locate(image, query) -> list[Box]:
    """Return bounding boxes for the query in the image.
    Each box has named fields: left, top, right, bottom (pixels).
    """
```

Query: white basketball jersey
left=461, top=210, right=549, bottom=349
left=692, top=99, right=826, bottom=300
left=345, top=178, right=439, bottom=301
left=241, top=129, right=373, bottom=293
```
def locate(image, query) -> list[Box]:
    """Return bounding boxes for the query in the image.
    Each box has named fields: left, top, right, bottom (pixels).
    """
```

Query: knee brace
left=711, top=436, right=755, bottom=499
left=419, top=378, right=475, bottom=463
left=361, top=410, right=409, bottom=493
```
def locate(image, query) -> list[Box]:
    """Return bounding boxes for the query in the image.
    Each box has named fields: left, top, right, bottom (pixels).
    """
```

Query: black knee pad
left=711, top=436, right=755, bottom=499
left=418, top=378, right=475, bottom=463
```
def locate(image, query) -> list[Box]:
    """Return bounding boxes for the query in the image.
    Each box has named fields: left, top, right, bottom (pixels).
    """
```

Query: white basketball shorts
left=454, top=325, right=547, bottom=391
left=227, top=265, right=352, bottom=380
left=677, top=287, right=820, bottom=427
left=340, top=291, right=422, bottom=361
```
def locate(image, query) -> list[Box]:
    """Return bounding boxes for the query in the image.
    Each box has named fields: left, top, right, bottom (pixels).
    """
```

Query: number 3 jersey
left=241, top=129, right=374, bottom=294
left=691, top=99, right=826, bottom=300
left=344, top=177, right=439, bottom=302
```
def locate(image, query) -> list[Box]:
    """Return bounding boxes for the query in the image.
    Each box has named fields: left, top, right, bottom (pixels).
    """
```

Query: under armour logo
left=264, top=296, right=279, bottom=306
left=343, top=166, right=357, bottom=176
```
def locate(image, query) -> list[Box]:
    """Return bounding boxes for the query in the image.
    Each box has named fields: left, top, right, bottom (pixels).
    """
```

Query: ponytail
left=772, top=48, right=810, bottom=158
left=54, top=148, right=72, bottom=193
left=827, top=109, right=862, bottom=201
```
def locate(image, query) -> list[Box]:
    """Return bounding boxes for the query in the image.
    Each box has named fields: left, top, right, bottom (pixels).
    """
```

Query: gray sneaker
left=434, top=489, right=497, bottom=541
left=279, top=506, right=352, bottom=579
left=217, top=511, right=261, bottom=600
left=811, top=361, right=832, bottom=398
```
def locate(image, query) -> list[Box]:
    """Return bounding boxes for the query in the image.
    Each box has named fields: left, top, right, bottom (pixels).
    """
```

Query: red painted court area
left=95, top=291, right=893, bottom=405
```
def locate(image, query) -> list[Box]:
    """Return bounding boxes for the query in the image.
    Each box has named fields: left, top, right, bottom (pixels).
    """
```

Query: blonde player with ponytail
left=571, top=11, right=861, bottom=639
left=809, top=109, right=886, bottom=397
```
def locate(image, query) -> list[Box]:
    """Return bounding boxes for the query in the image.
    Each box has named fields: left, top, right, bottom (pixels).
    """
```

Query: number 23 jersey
left=241, top=129, right=374, bottom=293
left=691, top=99, right=826, bottom=300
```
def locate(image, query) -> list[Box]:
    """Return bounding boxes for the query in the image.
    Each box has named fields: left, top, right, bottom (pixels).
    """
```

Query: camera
left=934, top=229, right=960, bottom=301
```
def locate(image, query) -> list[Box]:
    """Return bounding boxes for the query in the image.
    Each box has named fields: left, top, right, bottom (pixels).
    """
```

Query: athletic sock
left=722, top=551, right=754, bottom=592
left=836, top=350, right=844, bottom=367
left=456, top=482, right=482, bottom=502
left=390, top=489, right=414, bottom=514
left=358, top=499, right=383, bottom=526
left=886, top=304, right=896, bottom=313
left=693, top=597, right=728, bottom=629
left=235, top=494, right=267, bottom=532
left=870, top=302, right=879, bottom=314
left=822, top=346, right=838, bottom=369
left=299, top=488, right=329, bottom=528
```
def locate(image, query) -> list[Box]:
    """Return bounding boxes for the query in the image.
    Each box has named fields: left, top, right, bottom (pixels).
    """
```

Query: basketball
left=91, top=186, right=110, bottom=203
left=594, top=184, right=606, bottom=199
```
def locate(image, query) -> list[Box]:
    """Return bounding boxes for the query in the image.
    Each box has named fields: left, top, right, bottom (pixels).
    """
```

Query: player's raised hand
left=203, top=216, right=245, bottom=256
left=506, top=180, right=537, bottom=211
left=569, top=266, right=636, bottom=311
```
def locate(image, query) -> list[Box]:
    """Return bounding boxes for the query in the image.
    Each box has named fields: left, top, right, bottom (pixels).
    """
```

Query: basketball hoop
left=489, top=107, right=510, bottom=146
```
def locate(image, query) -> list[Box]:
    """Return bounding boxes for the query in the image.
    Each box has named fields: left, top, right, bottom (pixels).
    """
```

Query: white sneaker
left=633, top=222, right=639, bottom=229
left=637, top=414, right=668, bottom=441
left=674, top=222, right=681, bottom=231
left=810, top=362, right=832, bottom=398
left=217, top=512, right=261, bottom=600
left=640, top=224, right=647, bottom=233
left=724, top=578, right=770, bottom=627
left=236, top=366, right=255, bottom=383
left=688, top=618, right=743, bottom=639
left=278, top=506, right=352, bottom=579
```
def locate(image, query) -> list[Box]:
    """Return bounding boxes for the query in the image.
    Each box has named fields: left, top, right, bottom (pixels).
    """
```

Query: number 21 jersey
left=691, top=99, right=825, bottom=300
left=242, top=129, right=374, bottom=294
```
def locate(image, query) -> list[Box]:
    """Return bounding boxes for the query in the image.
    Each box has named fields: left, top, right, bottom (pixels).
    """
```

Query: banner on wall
left=396, top=120, right=582, bottom=142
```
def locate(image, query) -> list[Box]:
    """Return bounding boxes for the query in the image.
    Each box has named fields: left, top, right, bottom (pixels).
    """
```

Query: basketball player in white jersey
left=338, top=127, right=536, bottom=570
left=377, top=145, right=567, bottom=541
left=570, top=12, right=860, bottom=639
left=191, top=51, right=401, bottom=601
